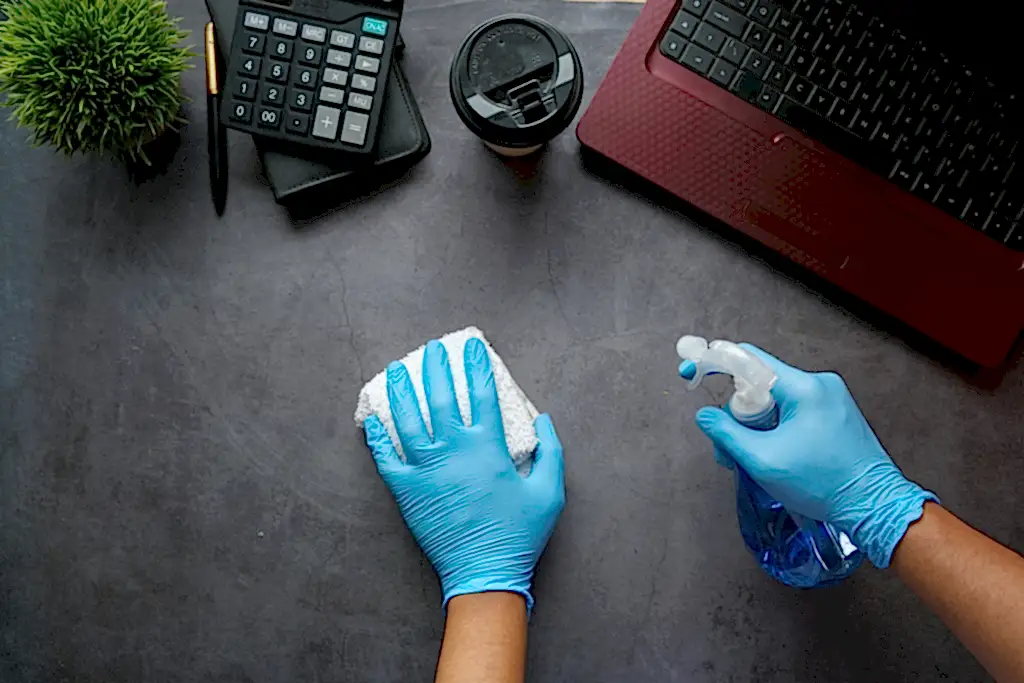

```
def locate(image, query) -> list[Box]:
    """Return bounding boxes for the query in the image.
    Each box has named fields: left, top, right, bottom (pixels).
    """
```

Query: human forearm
left=435, top=592, right=528, bottom=683
left=892, top=503, right=1024, bottom=683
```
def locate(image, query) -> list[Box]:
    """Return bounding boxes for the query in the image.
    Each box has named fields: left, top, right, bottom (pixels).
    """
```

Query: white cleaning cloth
left=354, top=326, right=540, bottom=466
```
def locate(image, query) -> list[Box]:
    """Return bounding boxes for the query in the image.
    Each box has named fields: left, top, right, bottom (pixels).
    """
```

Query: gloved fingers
left=738, top=343, right=815, bottom=405
left=422, top=340, right=465, bottom=441
left=695, top=406, right=764, bottom=472
left=464, top=338, right=505, bottom=438
left=713, top=446, right=736, bottom=470
left=364, top=415, right=407, bottom=481
left=526, top=414, right=565, bottom=503
left=386, top=361, right=434, bottom=460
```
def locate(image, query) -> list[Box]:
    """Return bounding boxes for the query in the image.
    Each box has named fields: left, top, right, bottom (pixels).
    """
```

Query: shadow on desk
left=580, top=148, right=1023, bottom=390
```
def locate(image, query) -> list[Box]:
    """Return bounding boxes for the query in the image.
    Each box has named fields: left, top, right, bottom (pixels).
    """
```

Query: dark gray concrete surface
left=2, top=0, right=1022, bottom=681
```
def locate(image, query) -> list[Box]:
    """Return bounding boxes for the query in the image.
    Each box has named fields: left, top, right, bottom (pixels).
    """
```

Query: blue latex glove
left=364, top=338, right=565, bottom=610
left=681, top=345, right=938, bottom=569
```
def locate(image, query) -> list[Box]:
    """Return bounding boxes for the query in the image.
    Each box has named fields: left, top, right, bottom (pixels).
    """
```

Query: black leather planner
left=207, top=0, right=431, bottom=214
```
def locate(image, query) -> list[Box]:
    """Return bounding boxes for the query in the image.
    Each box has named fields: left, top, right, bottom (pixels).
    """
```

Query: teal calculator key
left=362, top=17, right=388, bottom=36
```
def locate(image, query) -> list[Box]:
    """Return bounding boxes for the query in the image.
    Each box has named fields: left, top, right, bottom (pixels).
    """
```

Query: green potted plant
left=0, top=0, right=192, bottom=167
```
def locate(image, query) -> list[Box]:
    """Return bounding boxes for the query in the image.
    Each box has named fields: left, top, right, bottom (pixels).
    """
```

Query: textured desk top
left=1, top=0, right=1021, bottom=681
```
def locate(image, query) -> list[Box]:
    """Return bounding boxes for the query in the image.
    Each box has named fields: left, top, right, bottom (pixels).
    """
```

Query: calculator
left=221, top=0, right=402, bottom=155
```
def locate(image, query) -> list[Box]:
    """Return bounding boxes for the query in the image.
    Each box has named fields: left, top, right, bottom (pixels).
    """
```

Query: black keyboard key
left=834, top=18, right=861, bottom=50
left=742, top=50, right=771, bottom=78
left=694, top=22, right=729, bottom=52
left=707, top=2, right=750, bottom=37
left=936, top=156, right=969, bottom=189
left=880, top=73, right=907, bottom=98
left=239, top=56, right=262, bottom=77
left=816, top=37, right=844, bottom=64
left=730, top=70, right=765, bottom=102
left=257, top=106, right=282, bottom=130
left=750, top=0, right=779, bottom=26
left=835, top=50, right=864, bottom=76
left=787, top=48, right=814, bottom=76
left=830, top=70, right=858, bottom=100
left=766, top=64, right=794, bottom=89
left=787, top=74, right=815, bottom=103
left=807, top=88, right=836, bottom=116
left=889, top=159, right=922, bottom=192
left=933, top=185, right=971, bottom=219
left=913, top=174, right=940, bottom=203
left=671, top=11, right=700, bottom=38
left=744, top=24, right=771, bottom=51
left=661, top=32, right=687, bottom=60
left=876, top=98, right=903, bottom=126
left=980, top=156, right=1014, bottom=186
left=680, top=42, right=716, bottom=74
left=755, top=84, right=783, bottom=111
left=286, top=112, right=310, bottom=135
left=242, top=32, right=266, bottom=55
left=879, top=44, right=907, bottom=73
left=709, top=58, right=739, bottom=86
left=235, top=77, right=258, bottom=101
left=765, top=34, right=794, bottom=62
left=813, top=1, right=846, bottom=34
left=269, top=38, right=293, bottom=61
left=807, top=59, right=836, bottom=88
left=997, top=192, right=1024, bottom=220
left=1002, top=223, right=1023, bottom=250
left=852, top=85, right=879, bottom=112
left=230, top=102, right=253, bottom=124
left=984, top=214, right=1015, bottom=242
left=792, top=0, right=817, bottom=19
left=774, top=96, right=874, bottom=165
left=771, top=8, right=801, bottom=37
left=793, top=25, right=821, bottom=50
left=720, top=38, right=749, bottom=65
left=851, top=112, right=877, bottom=138
left=856, top=31, right=883, bottom=61
left=962, top=201, right=993, bottom=230
left=683, top=0, right=710, bottom=17
left=721, top=0, right=753, bottom=11
left=828, top=99, right=858, bottom=128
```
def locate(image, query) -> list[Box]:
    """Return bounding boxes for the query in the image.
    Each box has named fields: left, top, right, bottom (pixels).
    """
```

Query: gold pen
left=205, top=22, right=228, bottom=216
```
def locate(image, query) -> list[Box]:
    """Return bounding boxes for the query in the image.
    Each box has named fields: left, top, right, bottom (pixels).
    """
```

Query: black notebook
left=207, top=0, right=431, bottom=215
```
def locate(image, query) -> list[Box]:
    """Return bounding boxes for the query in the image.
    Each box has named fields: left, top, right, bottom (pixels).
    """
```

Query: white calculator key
left=348, top=92, right=373, bottom=110
left=358, top=36, right=384, bottom=55
left=244, top=12, right=269, bottom=31
left=351, top=74, right=376, bottom=92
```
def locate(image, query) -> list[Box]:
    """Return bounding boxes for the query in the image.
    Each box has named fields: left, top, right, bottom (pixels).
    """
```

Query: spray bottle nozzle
left=676, top=336, right=778, bottom=423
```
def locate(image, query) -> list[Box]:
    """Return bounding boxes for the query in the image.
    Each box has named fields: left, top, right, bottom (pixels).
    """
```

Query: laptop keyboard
left=659, top=0, right=1024, bottom=251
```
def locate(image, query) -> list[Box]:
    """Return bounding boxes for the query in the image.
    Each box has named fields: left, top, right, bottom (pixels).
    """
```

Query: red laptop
left=578, top=0, right=1024, bottom=367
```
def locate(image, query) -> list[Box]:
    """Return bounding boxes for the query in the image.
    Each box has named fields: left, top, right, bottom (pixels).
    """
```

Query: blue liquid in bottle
left=733, top=406, right=863, bottom=588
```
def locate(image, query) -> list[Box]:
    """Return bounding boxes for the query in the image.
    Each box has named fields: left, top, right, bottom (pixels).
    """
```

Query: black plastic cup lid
left=450, top=15, right=584, bottom=149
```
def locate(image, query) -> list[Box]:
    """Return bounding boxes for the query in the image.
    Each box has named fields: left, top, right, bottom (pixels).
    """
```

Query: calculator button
left=262, top=84, right=286, bottom=106
left=348, top=92, right=373, bottom=110
left=243, top=12, right=269, bottom=31
left=270, top=39, right=293, bottom=60
left=355, top=55, right=380, bottom=73
left=330, top=30, right=356, bottom=49
left=299, top=45, right=322, bottom=65
left=358, top=36, right=384, bottom=55
left=323, top=68, right=348, bottom=87
left=257, top=107, right=282, bottom=129
left=272, top=18, right=298, bottom=37
left=319, top=86, right=346, bottom=105
left=293, top=67, right=317, bottom=89
left=351, top=74, right=376, bottom=92
left=286, top=112, right=310, bottom=135
left=265, top=61, right=290, bottom=83
left=239, top=56, right=261, bottom=76
left=235, top=77, right=257, bottom=100
left=340, top=111, right=369, bottom=146
left=327, top=49, right=352, bottom=68
left=230, top=102, right=253, bottom=123
left=312, top=105, right=341, bottom=140
left=292, top=90, right=313, bottom=111
left=242, top=32, right=265, bottom=54
left=362, top=17, right=389, bottom=36
left=302, top=24, right=327, bottom=43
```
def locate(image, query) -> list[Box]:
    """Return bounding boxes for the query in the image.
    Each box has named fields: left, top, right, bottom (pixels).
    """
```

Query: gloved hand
left=682, top=344, right=938, bottom=569
left=364, top=338, right=565, bottom=610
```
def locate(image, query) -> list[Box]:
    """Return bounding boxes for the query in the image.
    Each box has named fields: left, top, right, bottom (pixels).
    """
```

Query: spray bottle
left=677, top=336, right=862, bottom=588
